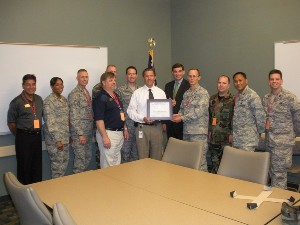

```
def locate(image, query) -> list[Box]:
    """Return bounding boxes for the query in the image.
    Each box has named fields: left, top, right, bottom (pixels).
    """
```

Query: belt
left=17, top=129, right=41, bottom=135
left=134, top=122, right=160, bottom=127
left=106, top=127, right=124, bottom=131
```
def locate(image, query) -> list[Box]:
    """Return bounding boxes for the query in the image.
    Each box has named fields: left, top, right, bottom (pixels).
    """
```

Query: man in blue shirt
left=93, top=72, right=129, bottom=168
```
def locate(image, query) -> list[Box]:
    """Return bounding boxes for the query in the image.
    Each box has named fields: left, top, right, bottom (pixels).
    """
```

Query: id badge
left=120, top=112, right=125, bottom=121
left=212, top=117, right=217, bottom=126
left=139, top=130, right=143, bottom=139
left=265, top=118, right=270, bottom=130
left=34, top=119, right=40, bottom=129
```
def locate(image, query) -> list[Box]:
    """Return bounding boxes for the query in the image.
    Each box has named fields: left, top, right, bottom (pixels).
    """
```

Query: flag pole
left=147, top=37, right=155, bottom=69
left=147, top=37, right=157, bottom=85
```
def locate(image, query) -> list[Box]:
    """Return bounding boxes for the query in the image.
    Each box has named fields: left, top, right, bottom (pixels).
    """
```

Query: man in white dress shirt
left=127, top=68, right=166, bottom=160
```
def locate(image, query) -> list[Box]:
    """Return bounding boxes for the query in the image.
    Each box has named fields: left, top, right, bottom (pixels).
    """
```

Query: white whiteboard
left=275, top=41, right=300, bottom=99
left=0, top=43, right=107, bottom=134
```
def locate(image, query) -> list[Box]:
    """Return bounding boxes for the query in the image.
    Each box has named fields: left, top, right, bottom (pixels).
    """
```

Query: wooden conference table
left=31, top=159, right=300, bottom=225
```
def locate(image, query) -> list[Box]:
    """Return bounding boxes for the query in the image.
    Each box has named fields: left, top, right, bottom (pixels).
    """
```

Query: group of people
left=7, top=69, right=94, bottom=184
left=7, top=63, right=300, bottom=190
left=165, top=64, right=300, bottom=190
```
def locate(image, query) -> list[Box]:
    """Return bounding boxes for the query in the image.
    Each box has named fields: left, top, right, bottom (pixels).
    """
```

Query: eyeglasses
left=188, top=75, right=199, bottom=78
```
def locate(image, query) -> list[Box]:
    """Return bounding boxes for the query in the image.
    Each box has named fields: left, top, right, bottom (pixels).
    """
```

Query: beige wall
left=0, top=0, right=172, bottom=86
left=171, top=0, right=300, bottom=97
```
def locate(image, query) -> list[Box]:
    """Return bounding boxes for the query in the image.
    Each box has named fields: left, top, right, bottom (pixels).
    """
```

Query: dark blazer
left=164, top=78, right=190, bottom=114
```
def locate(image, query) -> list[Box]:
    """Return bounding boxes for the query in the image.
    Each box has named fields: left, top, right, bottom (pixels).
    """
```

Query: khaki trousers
left=135, top=123, right=163, bottom=160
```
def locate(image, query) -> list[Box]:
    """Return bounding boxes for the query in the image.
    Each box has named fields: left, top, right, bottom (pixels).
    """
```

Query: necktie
left=148, top=89, right=154, bottom=99
left=173, top=81, right=179, bottom=98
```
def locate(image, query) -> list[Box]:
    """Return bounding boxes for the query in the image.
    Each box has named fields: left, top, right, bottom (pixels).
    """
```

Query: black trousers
left=15, top=132, right=42, bottom=184
left=166, top=121, right=184, bottom=140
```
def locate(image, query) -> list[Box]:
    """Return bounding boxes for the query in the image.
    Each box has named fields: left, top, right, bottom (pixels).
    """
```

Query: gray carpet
left=0, top=195, right=19, bottom=225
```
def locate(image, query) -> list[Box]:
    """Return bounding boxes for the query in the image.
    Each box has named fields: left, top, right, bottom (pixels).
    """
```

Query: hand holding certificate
left=172, top=114, right=182, bottom=123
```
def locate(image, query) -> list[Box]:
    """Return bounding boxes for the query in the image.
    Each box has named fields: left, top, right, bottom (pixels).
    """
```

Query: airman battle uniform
left=179, top=85, right=209, bottom=171
left=233, top=86, right=265, bottom=151
left=263, top=88, right=300, bottom=189
left=69, top=85, right=93, bottom=173
left=116, top=83, right=139, bottom=163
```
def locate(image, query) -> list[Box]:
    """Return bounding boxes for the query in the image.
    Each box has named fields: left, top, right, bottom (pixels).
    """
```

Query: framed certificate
left=147, top=99, right=172, bottom=120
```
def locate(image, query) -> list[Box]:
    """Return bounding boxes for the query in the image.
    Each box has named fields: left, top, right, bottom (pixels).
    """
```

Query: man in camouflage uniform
left=232, top=72, right=265, bottom=151
left=173, top=68, right=209, bottom=171
left=44, top=77, right=69, bottom=178
left=69, top=69, right=93, bottom=173
left=116, top=66, right=139, bottom=163
left=263, top=69, right=300, bottom=189
left=208, top=75, right=234, bottom=174
left=92, top=65, right=117, bottom=168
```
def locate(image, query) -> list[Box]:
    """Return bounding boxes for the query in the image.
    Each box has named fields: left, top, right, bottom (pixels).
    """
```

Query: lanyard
left=110, top=93, right=122, bottom=111
left=213, top=94, right=229, bottom=115
left=82, top=88, right=91, bottom=108
left=184, top=86, right=201, bottom=107
left=21, top=92, right=36, bottom=117
left=234, top=92, right=240, bottom=109
left=213, top=95, right=220, bottom=116
left=184, top=88, right=199, bottom=108
left=266, top=94, right=277, bottom=114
